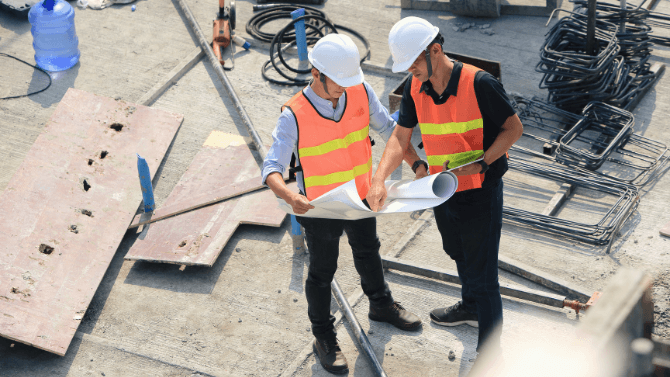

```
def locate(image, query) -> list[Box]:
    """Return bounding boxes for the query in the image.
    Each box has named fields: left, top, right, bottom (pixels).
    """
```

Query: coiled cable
left=248, top=4, right=370, bottom=86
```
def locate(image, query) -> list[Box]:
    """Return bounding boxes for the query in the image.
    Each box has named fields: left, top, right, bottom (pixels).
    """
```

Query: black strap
left=289, top=136, right=374, bottom=178
left=418, top=141, right=424, bottom=149
left=288, top=153, right=302, bottom=179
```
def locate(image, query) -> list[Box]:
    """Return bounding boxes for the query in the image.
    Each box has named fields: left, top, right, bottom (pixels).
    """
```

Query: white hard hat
left=308, top=34, right=364, bottom=88
left=388, top=17, right=440, bottom=73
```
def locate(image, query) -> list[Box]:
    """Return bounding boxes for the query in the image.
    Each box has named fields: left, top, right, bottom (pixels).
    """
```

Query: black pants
left=434, top=178, right=504, bottom=352
left=296, top=216, right=394, bottom=340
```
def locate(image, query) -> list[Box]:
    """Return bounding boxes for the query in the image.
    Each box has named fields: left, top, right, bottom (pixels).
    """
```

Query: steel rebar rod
left=176, top=0, right=267, bottom=160
left=331, top=278, right=388, bottom=377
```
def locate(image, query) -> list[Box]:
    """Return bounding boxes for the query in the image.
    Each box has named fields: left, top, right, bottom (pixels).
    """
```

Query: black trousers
left=296, top=215, right=394, bottom=340
left=434, top=178, right=504, bottom=352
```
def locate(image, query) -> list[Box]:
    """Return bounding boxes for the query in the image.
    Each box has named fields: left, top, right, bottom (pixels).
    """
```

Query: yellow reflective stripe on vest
left=299, top=125, right=370, bottom=158
left=419, top=119, right=483, bottom=135
left=304, top=157, right=372, bottom=188
left=426, top=150, right=484, bottom=169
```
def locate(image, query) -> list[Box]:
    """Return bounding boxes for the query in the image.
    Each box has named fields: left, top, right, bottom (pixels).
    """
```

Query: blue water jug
left=28, top=0, right=80, bottom=72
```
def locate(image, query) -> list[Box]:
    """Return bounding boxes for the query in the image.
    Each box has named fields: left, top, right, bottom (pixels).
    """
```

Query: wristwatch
left=412, top=159, right=429, bottom=174
left=477, top=160, right=489, bottom=174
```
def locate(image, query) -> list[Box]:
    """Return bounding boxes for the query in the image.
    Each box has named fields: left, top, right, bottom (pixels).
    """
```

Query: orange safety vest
left=411, top=63, right=485, bottom=192
left=282, top=84, right=372, bottom=201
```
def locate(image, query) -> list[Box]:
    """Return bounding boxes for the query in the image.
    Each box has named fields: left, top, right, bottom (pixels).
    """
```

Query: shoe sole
left=430, top=317, right=479, bottom=328
left=368, top=314, right=422, bottom=331
left=312, top=342, right=349, bottom=375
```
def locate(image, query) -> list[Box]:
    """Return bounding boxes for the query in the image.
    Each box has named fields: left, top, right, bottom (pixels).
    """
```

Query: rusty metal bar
left=176, top=0, right=267, bottom=160
left=331, top=278, right=388, bottom=377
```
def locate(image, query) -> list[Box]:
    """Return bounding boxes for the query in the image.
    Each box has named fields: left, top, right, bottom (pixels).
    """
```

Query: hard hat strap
left=319, top=72, right=330, bottom=95
left=425, top=48, right=433, bottom=79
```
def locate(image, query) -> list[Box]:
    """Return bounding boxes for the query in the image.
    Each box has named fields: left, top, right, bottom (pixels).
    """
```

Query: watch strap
left=412, top=159, right=428, bottom=174
left=477, top=160, right=489, bottom=174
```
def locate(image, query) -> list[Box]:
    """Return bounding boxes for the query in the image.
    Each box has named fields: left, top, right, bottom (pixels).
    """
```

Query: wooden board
left=0, top=88, right=183, bottom=355
left=660, top=220, right=670, bottom=237
left=124, top=131, right=292, bottom=266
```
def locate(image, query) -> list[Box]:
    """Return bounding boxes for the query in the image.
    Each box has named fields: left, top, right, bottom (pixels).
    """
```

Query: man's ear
left=311, top=68, right=320, bottom=80
left=431, top=43, right=442, bottom=56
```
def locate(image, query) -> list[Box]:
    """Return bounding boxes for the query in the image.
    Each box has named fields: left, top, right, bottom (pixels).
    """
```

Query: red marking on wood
left=0, top=88, right=183, bottom=355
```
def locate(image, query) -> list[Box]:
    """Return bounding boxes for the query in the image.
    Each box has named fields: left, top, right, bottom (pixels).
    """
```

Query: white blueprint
left=278, top=172, right=459, bottom=220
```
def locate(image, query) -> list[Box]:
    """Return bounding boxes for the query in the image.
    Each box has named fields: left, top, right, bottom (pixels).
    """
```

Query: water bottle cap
left=242, top=41, right=251, bottom=50
left=44, top=0, right=56, bottom=11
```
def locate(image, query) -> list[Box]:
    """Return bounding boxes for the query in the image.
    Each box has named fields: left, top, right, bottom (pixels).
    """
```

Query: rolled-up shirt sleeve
left=261, top=109, right=298, bottom=186
left=364, top=81, right=396, bottom=143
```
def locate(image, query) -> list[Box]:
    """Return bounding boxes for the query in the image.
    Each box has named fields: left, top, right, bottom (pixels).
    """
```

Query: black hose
left=248, top=5, right=371, bottom=86
left=0, top=53, right=52, bottom=100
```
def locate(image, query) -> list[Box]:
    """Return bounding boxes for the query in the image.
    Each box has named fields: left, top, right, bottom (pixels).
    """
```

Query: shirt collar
left=419, top=60, right=463, bottom=97
left=303, top=84, right=346, bottom=117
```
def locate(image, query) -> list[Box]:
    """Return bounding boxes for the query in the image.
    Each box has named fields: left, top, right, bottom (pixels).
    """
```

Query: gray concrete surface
left=1, top=0, right=670, bottom=375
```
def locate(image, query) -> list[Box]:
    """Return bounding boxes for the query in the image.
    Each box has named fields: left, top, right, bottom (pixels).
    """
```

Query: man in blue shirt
left=262, top=34, right=424, bottom=375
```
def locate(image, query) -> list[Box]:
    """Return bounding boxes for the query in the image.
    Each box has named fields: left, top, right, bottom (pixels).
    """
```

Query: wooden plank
left=0, top=88, right=183, bottom=355
left=127, top=176, right=270, bottom=229
left=124, top=132, right=291, bottom=266
left=660, top=219, right=670, bottom=237
left=381, top=255, right=568, bottom=309
left=541, top=183, right=574, bottom=216
left=498, top=254, right=592, bottom=302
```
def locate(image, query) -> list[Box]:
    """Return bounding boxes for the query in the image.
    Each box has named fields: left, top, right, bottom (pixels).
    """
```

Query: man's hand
left=442, top=159, right=482, bottom=177
left=414, top=164, right=429, bottom=180
left=289, top=193, right=314, bottom=214
left=366, top=178, right=387, bottom=212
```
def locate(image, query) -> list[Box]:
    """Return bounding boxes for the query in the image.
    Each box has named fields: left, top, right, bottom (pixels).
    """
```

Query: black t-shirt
left=397, top=61, right=516, bottom=188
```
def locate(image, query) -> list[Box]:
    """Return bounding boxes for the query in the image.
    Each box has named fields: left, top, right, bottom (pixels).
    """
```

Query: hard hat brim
left=330, top=68, right=365, bottom=88
left=392, top=51, right=421, bottom=73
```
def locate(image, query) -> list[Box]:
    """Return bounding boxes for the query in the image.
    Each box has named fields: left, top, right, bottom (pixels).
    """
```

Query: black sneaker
left=313, top=337, right=349, bottom=375
left=368, top=301, right=422, bottom=331
left=430, top=301, right=478, bottom=328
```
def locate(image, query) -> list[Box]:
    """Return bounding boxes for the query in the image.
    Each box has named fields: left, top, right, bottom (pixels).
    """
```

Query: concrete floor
left=1, top=0, right=670, bottom=376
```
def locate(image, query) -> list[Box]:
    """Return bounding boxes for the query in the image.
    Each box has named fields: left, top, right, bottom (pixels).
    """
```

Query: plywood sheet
left=661, top=220, right=670, bottom=238
left=124, top=131, right=291, bottom=266
left=0, top=88, right=183, bottom=355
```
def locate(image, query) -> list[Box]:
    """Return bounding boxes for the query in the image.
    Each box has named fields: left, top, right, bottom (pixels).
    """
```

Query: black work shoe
left=313, top=337, right=349, bottom=375
left=368, top=301, right=422, bottom=331
left=430, top=301, right=478, bottom=328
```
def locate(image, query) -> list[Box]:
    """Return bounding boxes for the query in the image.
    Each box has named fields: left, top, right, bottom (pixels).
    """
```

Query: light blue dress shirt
left=261, top=81, right=397, bottom=193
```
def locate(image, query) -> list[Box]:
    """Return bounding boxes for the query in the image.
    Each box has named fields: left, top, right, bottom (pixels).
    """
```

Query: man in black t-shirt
left=367, top=16, right=523, bottom=366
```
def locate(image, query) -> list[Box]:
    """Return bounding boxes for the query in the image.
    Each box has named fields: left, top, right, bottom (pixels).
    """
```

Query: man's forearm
left=265, top=172, right=294, bottom=202
left=402, top=141, right=422, bottom=168
left=483, top=114, right=523, bottom=165
left=372, top=126, right=413, bottom=183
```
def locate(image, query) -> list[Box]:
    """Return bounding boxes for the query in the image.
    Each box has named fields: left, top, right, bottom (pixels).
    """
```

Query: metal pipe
left=586, top=0, right=598, bottom=55
left=176, top=0, right=267, bottom=159
left=331, top=278, right=388, bottom=377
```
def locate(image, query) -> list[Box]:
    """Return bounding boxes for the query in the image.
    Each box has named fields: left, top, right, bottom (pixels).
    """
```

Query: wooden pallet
left=0, top=88, right=183, bottom=355
left=124, top=131, right=291, bottom=266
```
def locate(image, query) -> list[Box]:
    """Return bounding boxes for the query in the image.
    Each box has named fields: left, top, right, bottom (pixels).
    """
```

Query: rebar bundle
left=538, top=4, right=660, bottom=113
left=555, top=102, right=634, bottom=170
left=510, top=95, right=669, bottom=187
left=503, top=158, right=640, bottom=250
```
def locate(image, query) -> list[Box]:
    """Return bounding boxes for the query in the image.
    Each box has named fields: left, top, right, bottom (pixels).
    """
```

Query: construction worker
left=262, top=34, right=423, bottom=375
left=367, top=17, right=523, bottom=367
